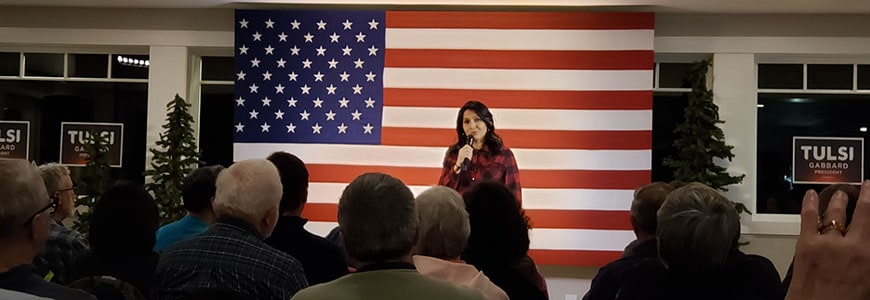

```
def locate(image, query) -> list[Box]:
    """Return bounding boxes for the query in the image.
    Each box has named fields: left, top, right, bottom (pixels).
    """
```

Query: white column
left=145, top=46, right=189, bottom=170
left=711, top=53, right=757, bottom=215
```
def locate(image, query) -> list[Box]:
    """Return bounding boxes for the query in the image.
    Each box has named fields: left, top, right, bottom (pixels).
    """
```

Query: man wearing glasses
left=34, top=163, right=89, bottom=284
left=0, top=159, right=95, bottom=300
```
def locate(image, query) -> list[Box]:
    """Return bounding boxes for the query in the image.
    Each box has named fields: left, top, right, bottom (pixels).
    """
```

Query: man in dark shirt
left=152, top=159, right=308, bottom=300
left=265, top=151, right=349, bottom=285
left=584, top=182, right=675, bottom=300
left=0, top=159, right=95, bottom=300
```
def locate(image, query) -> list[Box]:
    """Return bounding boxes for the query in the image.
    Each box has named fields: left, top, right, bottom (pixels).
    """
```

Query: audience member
left=33, top=163, right=89, bottom=284
left=616, top=183, right=783, bottom=300
left=177, top=287, right=247, bottom=300
left=71, top=182, right=160, bottom=296
left=584, top=182, right=675, bottom=300
left=413, top=186, right=508, bottom=300
left=154, top=165, right=224, bottom=252
left=781, top=183, right=859, bottom=290
left=152, top=159, right=307, bottom=300
left=325, top=226, right=355, bottom=270
left=264, top=152, right=348, bottom=285
left=291, top=173, right=486, bottom=300
left=462, top=181, right=548, bottom=300
left=0, top=159, right=95, bottom=300
left=785, top=181, right=870, bottom=300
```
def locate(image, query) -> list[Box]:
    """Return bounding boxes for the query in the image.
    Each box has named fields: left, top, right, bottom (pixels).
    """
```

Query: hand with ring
left=786, top=181, right=870, bottom=300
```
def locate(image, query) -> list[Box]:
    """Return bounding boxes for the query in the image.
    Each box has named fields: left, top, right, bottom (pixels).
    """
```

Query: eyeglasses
left=22, top=196, right=59, bottom=227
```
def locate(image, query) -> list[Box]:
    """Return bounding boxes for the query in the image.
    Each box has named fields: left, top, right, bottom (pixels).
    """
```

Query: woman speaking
left=438, top=100, right=522, bottom=201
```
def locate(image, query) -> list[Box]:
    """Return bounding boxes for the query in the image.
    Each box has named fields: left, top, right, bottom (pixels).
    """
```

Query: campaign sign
left=793, top=137, right=864, bottom=184
left=60, top=122, right=124, bottom=167
left=0, top=121, right=30, bottom=160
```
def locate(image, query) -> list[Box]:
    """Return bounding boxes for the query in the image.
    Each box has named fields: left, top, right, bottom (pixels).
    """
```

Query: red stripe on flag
left=386, top=11, right=655, bottom=30
left=302, top=203, right=339, bottom=221
left=526, top=209, right=632, bottom=230
left=385, top=49, right=653, bottom=70
left=381, top=127, right=652, bottom=150
left=529, top=249, right=623, bottom=266
left=308, top=164, right=650, bottom=189
left=383, top=89, right=652, bottom=110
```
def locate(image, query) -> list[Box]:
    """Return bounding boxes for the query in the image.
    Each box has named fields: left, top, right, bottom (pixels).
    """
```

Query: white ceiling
left=3, top=0, right=870, bottom=14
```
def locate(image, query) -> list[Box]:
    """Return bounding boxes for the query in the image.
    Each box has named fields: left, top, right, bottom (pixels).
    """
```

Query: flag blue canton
left=234, top=10, right=385, bottom=144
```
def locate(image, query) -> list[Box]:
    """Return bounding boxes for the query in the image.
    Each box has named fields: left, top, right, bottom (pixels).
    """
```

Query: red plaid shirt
left=438, top=145, right=522, bottom=202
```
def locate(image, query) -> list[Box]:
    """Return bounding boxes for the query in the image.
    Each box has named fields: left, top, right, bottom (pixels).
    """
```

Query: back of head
left=89, top=182, right=159, bottom=255
left=181, top=165, right=224, bottom=213
left=657, top=183, right=739, bottom=270
left=414, top=186, right=470, bottom=259
left=0, top=159, right=50, bottom=239
left=338, top=173, right=416, bottom=263
left=266, top=152, right=309, bottom=213
left=631, top=182, right=676, bottom=235
left=818, top=184, right=860, bottom=225
left=37, top=163, right=70, bottom=195
left=213, top=159, right=282, bottom=229
left=463, top=181, right=529, bottom=263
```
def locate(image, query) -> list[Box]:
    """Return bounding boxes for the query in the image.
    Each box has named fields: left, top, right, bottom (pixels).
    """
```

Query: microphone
left=461, top=136, right=473, bottom=171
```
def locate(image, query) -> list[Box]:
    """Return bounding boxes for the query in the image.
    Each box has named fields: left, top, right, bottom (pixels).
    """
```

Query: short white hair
left=0, top=159, right=49, bottom=237
left=38, top=163, right=70, bottom=194
left=213, top=159, right=282, bottom=223
left=415, top=186, right=470, bottom=259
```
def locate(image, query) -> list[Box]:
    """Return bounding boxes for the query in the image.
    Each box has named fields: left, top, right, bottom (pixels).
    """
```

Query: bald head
left=213, top=159, right=282, bottom=238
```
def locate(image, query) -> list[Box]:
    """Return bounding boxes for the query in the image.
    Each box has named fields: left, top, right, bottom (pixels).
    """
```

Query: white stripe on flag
left=305, top=221, right=635, bottom=252
left=233, top=143, right=651, bottom=170
left=306, top=182, right=634, bottom=211
left=383, top=68, right=653, bottom=91
left=383, top=107, right=653, bottom=131
left=385, top=28, right=655, bottom=51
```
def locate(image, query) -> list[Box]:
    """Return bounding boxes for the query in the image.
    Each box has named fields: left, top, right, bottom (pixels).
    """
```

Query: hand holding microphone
left=454, top=136, right=474, bottom=174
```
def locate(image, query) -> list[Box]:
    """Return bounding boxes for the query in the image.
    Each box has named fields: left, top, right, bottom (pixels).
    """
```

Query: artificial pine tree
left=663, top=59, right=750, bottom=215
left=144, top=94, right=201, bottom=224
left=72, top=131, right=112, bottom=233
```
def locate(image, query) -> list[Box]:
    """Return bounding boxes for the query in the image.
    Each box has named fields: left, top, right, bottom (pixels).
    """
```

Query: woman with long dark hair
left=438, top=100, right=522, bottom=201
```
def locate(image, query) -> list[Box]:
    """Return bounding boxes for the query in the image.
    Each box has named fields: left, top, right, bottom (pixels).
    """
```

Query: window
left=652, top=62, right=693, bottom=182
left=198, top=56, right=234, bottom=167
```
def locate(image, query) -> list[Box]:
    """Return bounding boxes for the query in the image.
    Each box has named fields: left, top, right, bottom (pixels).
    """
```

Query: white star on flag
left=261, top=96, right=271, bottom=106
left=341, top=46, right=352, bottom=56
left=325, top=110, right=336, bottom=120
left=235, top=97, right=245, bottom=106
left=287, top=97, right=298, bottom=107
left=312, top=123, right=323, bottom=134
left=239, top=19, right=248, bottom=28
left=290, top=19, right=301, bottom=29
left=368, top=19, right=379, bottom=29
left=338, top=97, right=350, bottom=107
left=249, top=84, right=259, bottom=93
left=352, top=84, right=363, bottom=94
left=288, top=72, right=298, bottom=81
left=355, top=32, right=366, bottom=42
left=290, top=46, right=301, bottom=55
left=302, top=59, right=313, bottom=69
left=363, top=123, right=374, bottom=134
left=364, top=97, right=375, bottom=108
left=252, top=32, right=262, bottom=41
left=339, top=72, right=350, bottom=81
left=337, top=123, right=348, bottom=134
left=316, top=20, right=327, bottom=30
left=303, top=32, right=314, bottom=42
left=249, top=109, right=259, bottom=119
left=351, top=109, right=362, bottom=120
left=274, top=109, right=285, bottom=119
left=365, top=71, right=376, bottom=82
left=264, top=45, right=275, bottom=55
left=286, top=123, right=296, bottom=133
left=238, top=45, right=249, bottom=55
left=235, top=122, right=244, bottom=132
left=328, top=59, right=339, bottom=69
left=342, top=19, right=353, bottom=30
left=278, top=32, right=288, bottom=41
left=265, top=19, right=275, bottom=28
left=275, top=84, right=285, bottom=94
left=236, top=71, right=246, bottom=80
left=250, top=58, right=260, bottom=67
left=368, top=45, right=378, bottom=56
left=299, top=110, right=310, bottom=120
left=326, top=84, right=337, bottom=94
left=316, top=46, right=327, bottom=56
left=353, top=58, right=365, bottom=69
left=330, top=32, right=340, bottom=43
left=313, top=72, right=325, bottom=82
left=276, top=58, right=287, bottom=68
left=313, top=97, right=324, bottom=108
left=260, top=122, right=270, bottom=132
left=262, top=71, right=272, bottom=81
left=300, top=84, right=311, bottom=94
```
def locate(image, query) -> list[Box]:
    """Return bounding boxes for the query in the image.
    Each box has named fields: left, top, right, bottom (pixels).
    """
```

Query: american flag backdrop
left=233, top=10, right=654, bottom=266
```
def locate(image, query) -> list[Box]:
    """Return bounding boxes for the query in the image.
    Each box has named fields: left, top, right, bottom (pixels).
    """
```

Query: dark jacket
left=471, top=255, right=548, bottom=300
left=583, top=238, right=658, bottom=300
left=264, top=215, right=348, bottom=285
left=0, top=264, right=95, bottom=300
left=71, top=250, right=159, bottom=296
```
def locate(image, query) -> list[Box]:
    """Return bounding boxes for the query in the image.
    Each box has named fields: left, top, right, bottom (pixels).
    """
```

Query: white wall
left=5, top=7, right=870, bottom=299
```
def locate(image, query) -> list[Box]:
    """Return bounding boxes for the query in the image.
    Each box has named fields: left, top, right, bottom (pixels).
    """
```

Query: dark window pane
left=0, top=80, right=148, bottom=183
left=658, top=63, right=693, bottom=88
left=111, top=54, right=149, bottom=79
left=858, top=65, right=870, bottom=90
left=24, top=53, right=64, bottom=77
left=807, top=64, right=853, bottom=90
left=756, top=93, right=870, bottom=214
left=0, top=52, right=20, bottom=76
left=758, top=64, right=803, bottom=89
left=651, top=92, right=689, bottom=182
left=202, top=57, right=234, bottom=81
left=199, top=84, right=234, bottom=167
left=69, top=54, right=108, bottom=78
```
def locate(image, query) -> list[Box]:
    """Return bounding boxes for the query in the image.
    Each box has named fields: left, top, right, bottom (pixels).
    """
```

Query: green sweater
left=291, top=269, right=487, bottom=300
